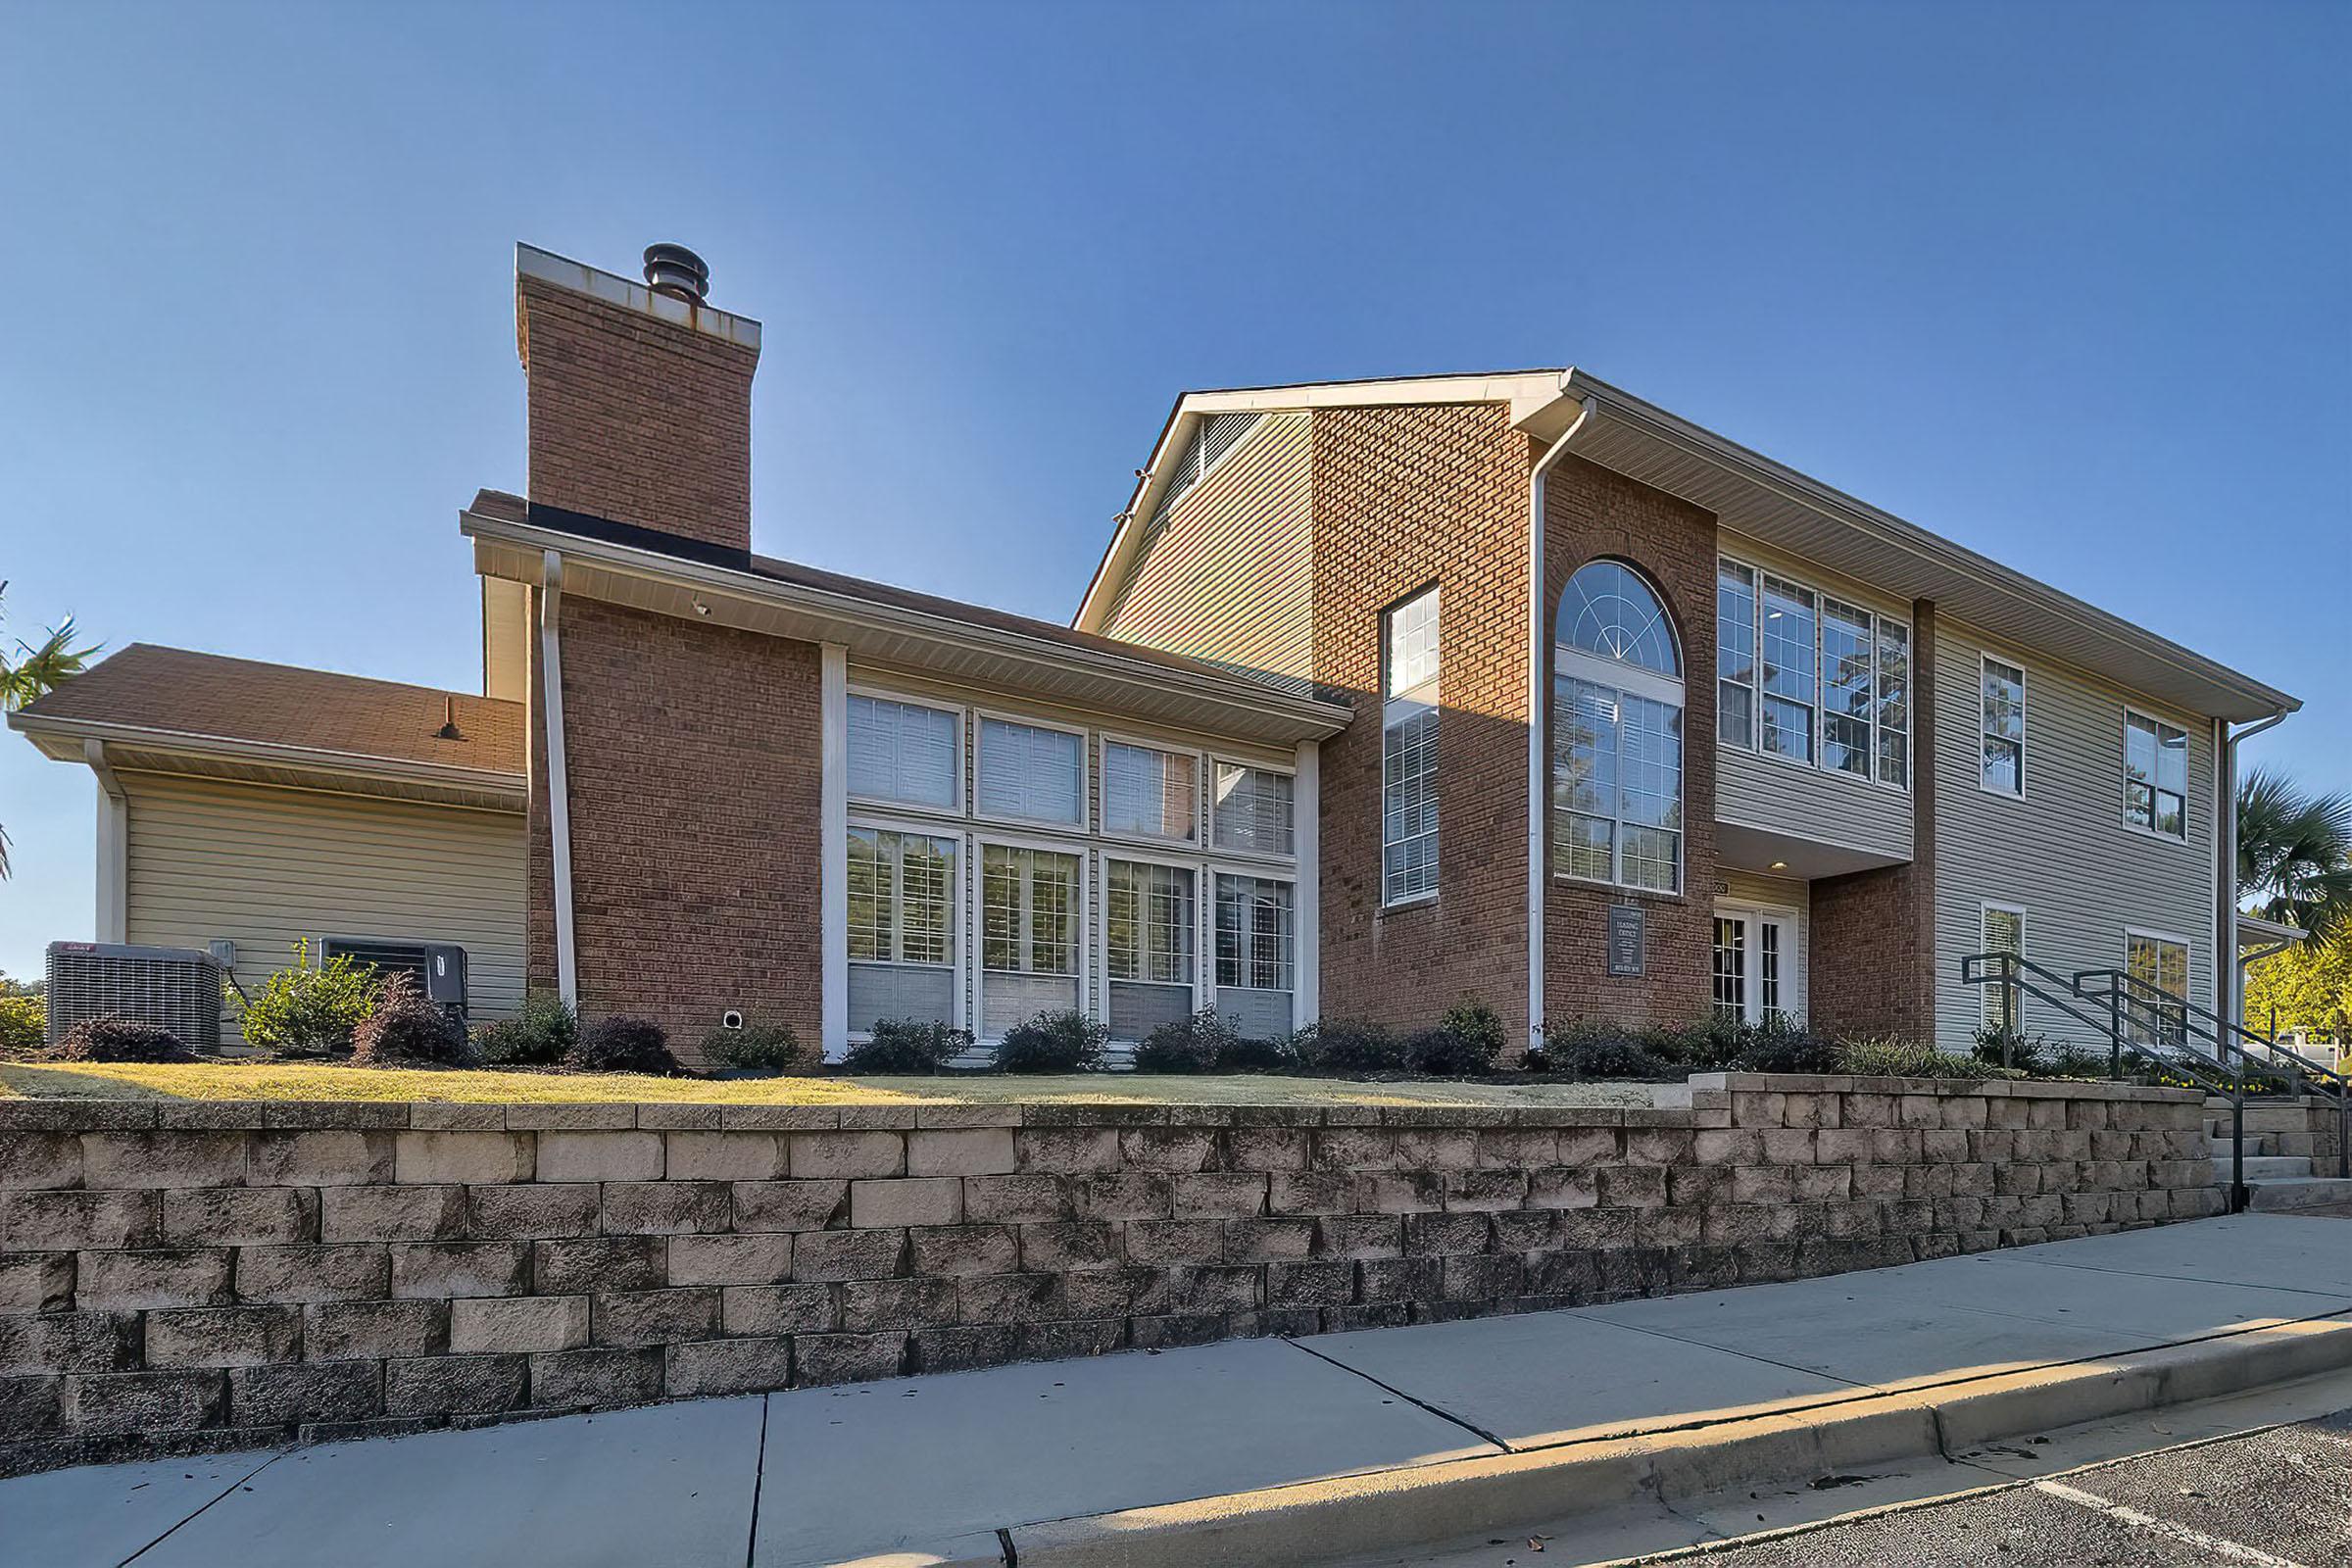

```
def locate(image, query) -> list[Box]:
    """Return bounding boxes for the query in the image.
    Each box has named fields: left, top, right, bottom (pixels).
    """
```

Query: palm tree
left=2238, top=766, right=2352, bottom=941
left=0, top=581, right=103, bottom=878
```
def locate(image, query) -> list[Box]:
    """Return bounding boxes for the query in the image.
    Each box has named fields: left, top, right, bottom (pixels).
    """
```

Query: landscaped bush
left=1134, top=1007, right=1236, bottom=1074
left=2045, top=1041, right=2113, bottom=1080
left=1972, top=1026, right=2049, bottom=1074
left=1837, top=1036, right=1992, bottom=1080
left=49, top=1014, right=198, bottom=1063
left=237, top=940, right=381, bottom=1057
left=700, top=1017, right=817, bottom=1074
left=1406, top=997, right=1508, bottom=1076
left=993, top=1009, right=1108, bottom=1073
left=1736, top=1018, right=1843, bottom=1074
left=569, top=1015, right=677, bottom=1075
left=1290, top=1016, right=1407, bottom=1073
left=0, top=992, right=43, bottom=1055
left=843, top=1018, right=970, bottom=1074
left=471, top=991, right=576, bottom=1067
left=1540, top=1023, right=1681, bottom=1082
left=1663, top=1013, right=1749, bottom=1071
left=351, top=972, right=470, bottom=1067
left=1213, top=1031, right=1298, bottom=1073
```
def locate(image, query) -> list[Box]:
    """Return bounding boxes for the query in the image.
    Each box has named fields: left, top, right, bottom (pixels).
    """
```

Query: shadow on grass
left=0, top=1064, right=192, bottom=1100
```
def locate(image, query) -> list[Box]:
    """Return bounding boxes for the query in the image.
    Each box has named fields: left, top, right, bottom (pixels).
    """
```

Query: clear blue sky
left=3, top=0, right=2345, bottom=981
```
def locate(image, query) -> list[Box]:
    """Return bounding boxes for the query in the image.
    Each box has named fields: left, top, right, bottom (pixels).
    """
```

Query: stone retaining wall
left=0, top=1074, right=2218, bottom=1471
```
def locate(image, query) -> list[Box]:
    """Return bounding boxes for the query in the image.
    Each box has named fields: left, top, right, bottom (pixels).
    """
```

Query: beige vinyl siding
left=121, top=773, right=526, bottom=1037
left=1103, top=414, right=1312, bottom=685
left=1930, top=623, right=2217, bottom=1052
left=1720, top=869, right=1811, bottom=1019
left=1713, top=532, right=1914, bottom=862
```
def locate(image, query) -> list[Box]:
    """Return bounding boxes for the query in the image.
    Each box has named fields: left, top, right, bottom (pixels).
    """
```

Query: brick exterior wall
left=1308, top=404, right=1534, bottom=1041
left=516, top=273, right=758, bottom=554
left=1541, top=454, right=1721, bottom=1032
left=525, top=598, right=822, bottom=1050
left=1809, top=602, right=1938, bottom=1040
left=0, top=1079, right=2218, bottom=1471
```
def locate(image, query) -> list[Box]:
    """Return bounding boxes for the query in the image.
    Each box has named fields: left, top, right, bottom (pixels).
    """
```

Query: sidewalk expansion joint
left=1279, top=1335, right=1513, bottom=1452
left=118, top=1451, right=287, bottom=1567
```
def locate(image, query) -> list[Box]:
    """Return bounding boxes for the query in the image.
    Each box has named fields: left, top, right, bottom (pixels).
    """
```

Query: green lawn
left=0, top=1060, right=1655, bottom=1108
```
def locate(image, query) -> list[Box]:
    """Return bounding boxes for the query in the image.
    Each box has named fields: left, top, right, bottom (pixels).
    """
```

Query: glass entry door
left=1712, top=906, right=1795, bottom=1025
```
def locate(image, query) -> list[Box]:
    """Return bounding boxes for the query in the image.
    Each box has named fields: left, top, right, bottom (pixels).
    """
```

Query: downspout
left=1526, top=391, right=1599, bottom=1052
left=82, top=739, right=127, bottom=945
left=540, top=550, right=579, bottom=1009
left=2221, top=707, right=2290, bottom=1034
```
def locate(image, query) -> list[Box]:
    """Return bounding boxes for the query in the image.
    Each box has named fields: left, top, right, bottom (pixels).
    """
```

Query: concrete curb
left=978, top=1315, right=2352, bottom=1568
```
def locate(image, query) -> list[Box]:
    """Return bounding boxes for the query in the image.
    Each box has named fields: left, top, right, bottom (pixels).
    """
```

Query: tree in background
left=0, top=581, right=102, bottom=878
left=2243, top=931, right=2352, bottom=1041
left=2237, top=766, right=2352, bottom=941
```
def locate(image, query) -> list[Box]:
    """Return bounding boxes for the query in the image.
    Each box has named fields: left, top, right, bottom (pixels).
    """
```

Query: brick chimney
left=514, top=243, right=761, bottom=554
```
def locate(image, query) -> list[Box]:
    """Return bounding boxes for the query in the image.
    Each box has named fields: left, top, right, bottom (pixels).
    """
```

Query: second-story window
left=1716, top=561, right=1757, bottom=747
left=2125, top=711, right=2188, bottom=839
left=1759, top=574, right=1818, bottom=764
left=1212, top=761, right=1294, bottom=858
left=1553, top=561, right=1685, bottom=894
left=1381, top=586, right=1440, bottom=905
left=977, top=716, right=1083, bottom=826
left=1876, top=620, right=1910, bottom=788
left=1718, top=555, right=1909, bottom=790
left=848, top=695, right=959, bottom=810
left=1982, top=656, right=2026, bottom=796
left=1102, top=740, right=1196, bottom=843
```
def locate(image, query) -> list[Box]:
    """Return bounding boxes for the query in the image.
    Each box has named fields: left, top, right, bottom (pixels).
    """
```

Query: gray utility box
left=45, top=941, right=224, bottom=1050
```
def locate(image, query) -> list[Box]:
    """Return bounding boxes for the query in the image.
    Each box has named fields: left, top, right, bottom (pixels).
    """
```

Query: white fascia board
left=6, top=710, right=526, bottom=800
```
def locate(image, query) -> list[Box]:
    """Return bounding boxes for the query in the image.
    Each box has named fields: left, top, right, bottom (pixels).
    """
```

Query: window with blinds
left=1212, top=761, right=1294, bottom=858
left=979, top=844, right=1082, bottom=1037
left=1106, top=859, right=1196, bottom=1041
left=848, top=695, right=958, bottom=810
left=1102, top=741, right=1197, bottom=843
left=977, top=718, right=1083, bottom=827
left=846, top=827, right=956, bottom=1031
left=1382, top=587, right=1440, bottom=905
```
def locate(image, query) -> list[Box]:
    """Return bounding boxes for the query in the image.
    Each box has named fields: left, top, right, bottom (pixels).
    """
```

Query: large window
left=1214, top=873, right=1295, bottom=1039
left=1212, top=761, right=1294, bottom=857
left=846, top=827, right=957, bottom=1031
left=1981, top=904, right=2025, bottom=1033
left=2125, top=711, right=2188, bottom=840
left=978, top=717, right=1084, bottom=826
left=1105, top=859, right=1196, bottom=1041
left=1382, top=587, right=1441, bottom=905
left=1102, top=740, right=1197, bottom=843
left=1553, top=562, right=1684, bottom=893
left=2125, top=931, right=2190, bottom=1048
left=848, top=695, right=958, bottom=810
left=979, top=844, right=1081, bottom=1036
left=1718, top=556, right=1909, bottom=789
left=1982, top=657, right=2025, bottom=796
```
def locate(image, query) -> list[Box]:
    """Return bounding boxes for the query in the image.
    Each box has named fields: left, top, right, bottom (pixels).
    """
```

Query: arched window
left=1553, top=562, right=1685, bottom=893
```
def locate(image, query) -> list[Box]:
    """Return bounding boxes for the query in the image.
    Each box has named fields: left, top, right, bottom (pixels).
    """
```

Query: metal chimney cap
left=643, top=243, right=710, bottom=303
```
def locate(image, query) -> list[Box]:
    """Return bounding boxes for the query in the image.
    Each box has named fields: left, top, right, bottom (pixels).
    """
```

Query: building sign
left=1607, top=904, right=1645, bottom=977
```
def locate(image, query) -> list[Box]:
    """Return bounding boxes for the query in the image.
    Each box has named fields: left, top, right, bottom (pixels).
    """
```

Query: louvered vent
left=1145, top=412, right=1262, bottom=535
left=45, top=942, right=223, bottom=1050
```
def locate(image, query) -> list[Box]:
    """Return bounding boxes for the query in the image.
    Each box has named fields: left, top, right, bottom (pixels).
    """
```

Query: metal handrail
left=2074, top=966, right=2349, bottom=1181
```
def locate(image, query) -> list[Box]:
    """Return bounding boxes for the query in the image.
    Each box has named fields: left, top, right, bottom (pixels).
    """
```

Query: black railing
left=1961, top=952, right=2350, bottom=1209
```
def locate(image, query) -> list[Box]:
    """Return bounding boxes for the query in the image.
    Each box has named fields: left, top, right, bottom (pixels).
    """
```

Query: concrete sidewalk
left=6, top=1214, right=2347, bottom=1568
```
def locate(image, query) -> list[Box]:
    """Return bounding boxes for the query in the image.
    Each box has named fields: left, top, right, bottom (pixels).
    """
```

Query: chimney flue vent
left=643, top=243, right=710, bottom=303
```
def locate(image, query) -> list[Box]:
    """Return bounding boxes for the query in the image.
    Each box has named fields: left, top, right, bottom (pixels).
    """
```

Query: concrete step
left=2207, top=1135, right=2278, bottom=1157
left=2210, top=1154, right=2314, bottom=1180
left=2244, top=1175, right=2352, bottom=1211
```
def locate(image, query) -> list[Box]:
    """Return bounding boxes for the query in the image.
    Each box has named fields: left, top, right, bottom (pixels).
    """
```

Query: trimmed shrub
left=50, top=1014, right=198, bottom=1063
left=1408, top=998, right=1507, bottom=1076
left=351, top=972, right=470, bottom=1067
left=701, top=1018, right=817, bottom=1074
left=843, top=1018, right=970, bottom=1074
left=2045, top=1042, right=2112, bottom=1080
left=1214, top=1031, right=1298, bottom=1073
left=237, top=939, right=380, bottom=1057
left=569, top=1015, right=677, bottom=1075
left=1838, top=1036, right=1989, bottom=1080
left=1134, top=1007, right=1235, bottom=1074
left=994, top=1009, right=1108, bottom=1074
left=1291, top=1017, right=1407, bottom=1073
left=1542, top=1025, right=1680, bottom=1082
left=1666, top=1013, right=1750, bottom=1071
left=1972, top=1026, right=2050, bottom=1075
left=0, top=993, right=43, bottom=1055
left=472, top=991, right=575, bottom=1067
left=1737, top=1019, right=1843, bottom=1074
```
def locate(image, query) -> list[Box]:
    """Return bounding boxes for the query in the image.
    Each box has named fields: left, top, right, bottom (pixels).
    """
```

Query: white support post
left=84, top=739, right=126, bottom=945
left=819, top=643, right=850, bottom=1058
left=1294, top=739, right=1320, bottom=1028
left=539, top=550, right=579, bottom=1009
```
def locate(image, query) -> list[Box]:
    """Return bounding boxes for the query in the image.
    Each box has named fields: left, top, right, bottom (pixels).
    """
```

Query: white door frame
left=1712, top=899, right=1804, bottom=1024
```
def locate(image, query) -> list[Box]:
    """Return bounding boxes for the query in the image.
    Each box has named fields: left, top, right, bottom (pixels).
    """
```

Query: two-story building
left=13, top=242, right=2298, bottom=1058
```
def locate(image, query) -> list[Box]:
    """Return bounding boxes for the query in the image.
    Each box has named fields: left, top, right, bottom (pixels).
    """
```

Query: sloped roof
left=12, top=644, right=524, bottom=777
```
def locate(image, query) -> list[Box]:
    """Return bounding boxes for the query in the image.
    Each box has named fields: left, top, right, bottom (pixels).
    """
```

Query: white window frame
left=1381, top=585, right=1442, bottom=908
left=973, top=707, right=1091, bottom=833
left=1716, top=553, right=1910, bottom=793
left=2123, top=926, right=2193, bottom=1047
left=1099, top=849, right=1204, bottom=1040
left=1980, top=900, right=2028, bottom=1033
left=1212, top=867, right=1299, bottom=998
left=973, top=828, right=1090, bottom=1043
left=844, top=812, right=964, bottom=1043
left=2121, top=708, right=2190, bottom=846
left=1552, top=659, right=1688, bottom=895
left=1715, top=558, right=1759, bottom=752
left=1097, top=731, right=1202, bottom=850
left=1710, top=899, right=1804, bottom=1025
left=1207, top=754, right=1298, bottom=864
left=846, top=685, right=965, bottom=818
left=1979, top=653, right=2028, bottom=800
